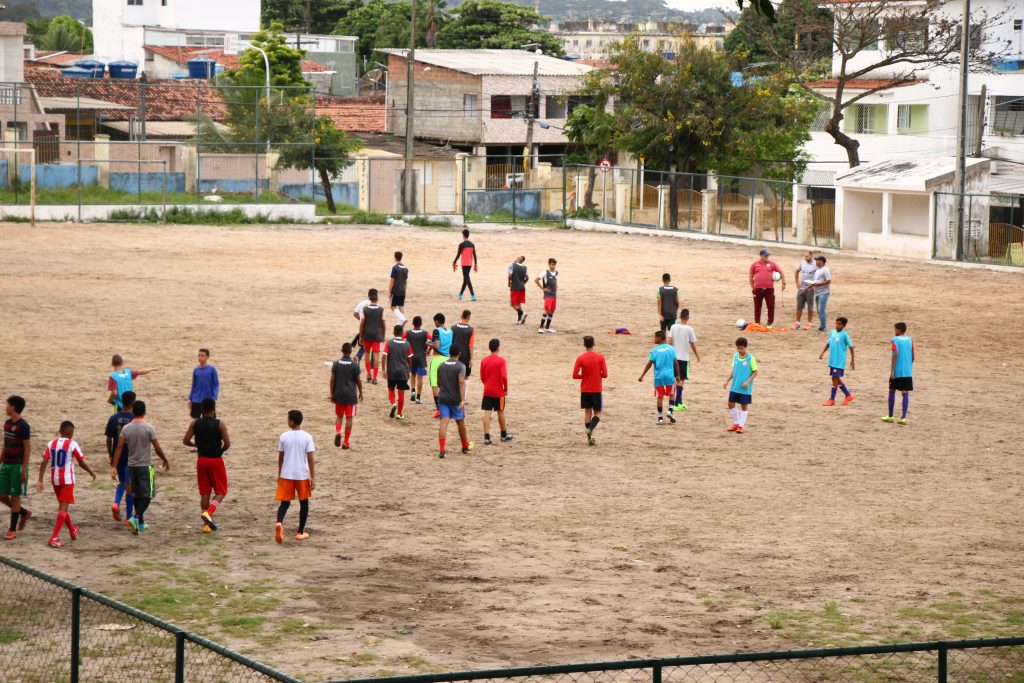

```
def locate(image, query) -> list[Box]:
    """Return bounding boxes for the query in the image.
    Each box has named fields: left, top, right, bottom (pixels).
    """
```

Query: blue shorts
left=412, top=367, right=428, bottom=376
left=728, top=391, right=752, bottom=405
left=829, top=367, right=845, bottom=378
left=438, top=403, right=465, bottom=420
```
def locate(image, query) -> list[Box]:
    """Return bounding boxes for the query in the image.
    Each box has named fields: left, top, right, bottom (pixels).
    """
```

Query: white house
left=805, top=0, right=1024, bottom=194
left=92, top=0, right=260, bottom=67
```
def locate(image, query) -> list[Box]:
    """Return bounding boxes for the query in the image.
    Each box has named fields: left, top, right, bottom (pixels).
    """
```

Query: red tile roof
left=316, top=95, right=386, bottom=133
left=144, top=45, right=328, bottom=73
left=805, top=78, right=927, bottom=89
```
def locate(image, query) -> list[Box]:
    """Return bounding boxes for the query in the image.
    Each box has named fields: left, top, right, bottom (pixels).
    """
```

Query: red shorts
left=655, top=385, right=674, bottom=398
left=196, top=457, right=228, bottom=496
left=276, top=478, right=312, bottom=501
left=363, top=341, right=382, bottom=353
left=543, top=298, right=557, bottom=313
left=52, top=484, right=75, bottom=504
left=334, top=403, right=358, bottom=417
left=510, top=290, right=526, bottom=306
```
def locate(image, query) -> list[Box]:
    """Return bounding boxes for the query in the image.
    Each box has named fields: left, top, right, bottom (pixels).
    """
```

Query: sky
left=663, top=0, right=735, bottom=11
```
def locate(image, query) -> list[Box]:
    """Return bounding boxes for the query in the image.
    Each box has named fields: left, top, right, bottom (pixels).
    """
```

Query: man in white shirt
left=275, top=410, right=315, bottom=544
left=812, top=256, right=832, bottom=332
left=668, top=309, right=700, bottom=412
left=351, top=290, right=373, bottom=361
left=793, top=251, right=818, bottom=330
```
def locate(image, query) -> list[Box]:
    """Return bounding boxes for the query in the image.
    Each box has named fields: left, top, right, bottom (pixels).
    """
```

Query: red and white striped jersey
left=43, top=438, right=85, bottom=486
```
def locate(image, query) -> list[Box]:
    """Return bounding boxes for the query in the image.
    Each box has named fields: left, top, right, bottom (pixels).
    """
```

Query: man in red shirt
left=479, top=339, right=511, bottom=445
left=572, top=336, right=608, bottom=446
left=748, top=249, right=786, bottom=328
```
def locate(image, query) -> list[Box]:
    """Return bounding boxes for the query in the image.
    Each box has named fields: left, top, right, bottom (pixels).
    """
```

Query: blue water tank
left=74, top=59, right=105, bottom=78
left=108, top=61, right=139, bottom=79
left=61, top=66, right=93, bottom=79
left=187, top=58, right=217, bottom=79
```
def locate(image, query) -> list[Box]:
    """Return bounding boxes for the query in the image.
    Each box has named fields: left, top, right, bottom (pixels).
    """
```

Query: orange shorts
left=543, top=298, right=557, bottom=313
left=363, top=341, right=382, bottom=353
left=276, top=478, right=311, bottom=501
left=334, top=403, right=358, bottom=417
left=655, top=385, right=674, bottom=398
left=52, top=484, right=75, bottom=504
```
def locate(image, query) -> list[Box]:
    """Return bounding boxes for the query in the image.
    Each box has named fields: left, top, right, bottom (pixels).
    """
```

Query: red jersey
left=42, top=437, right=85, bottom=486
left=479, top=354, right=508, bottom=398
left=573, top=351, right=608, bottom=393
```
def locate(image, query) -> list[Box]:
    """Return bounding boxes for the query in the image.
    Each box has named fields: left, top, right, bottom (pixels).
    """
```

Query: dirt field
left=0, top=222, right=1022, bottom=681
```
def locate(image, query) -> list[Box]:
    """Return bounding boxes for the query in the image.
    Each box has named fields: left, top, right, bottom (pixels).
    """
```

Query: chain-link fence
left=933, top=191, right=1024, bottom=266
left=463, top=155, right=567, bottom=225
left=0, top=555, right=299, bottom=683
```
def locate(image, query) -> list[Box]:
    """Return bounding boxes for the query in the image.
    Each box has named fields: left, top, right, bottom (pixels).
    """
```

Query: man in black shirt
left=182, top=398, right=231, bottom=533
left=330, top=343, right=363, bottom=449
left=508, top=255, right=528, bottom=324
left=657, top=273, right=680, bottom=332
left=436, top=346, right=473, bottom=458
left=388, top=251, right=409, bottom=326
left=359, top=289, right=387, bottom=385
left=451, top=310, right=475, bottom=377
left=382, top=325, right=413, bottom=420
left=453, top=229, right=478, bottom=301
left=406, top=316, right=429, bottom=404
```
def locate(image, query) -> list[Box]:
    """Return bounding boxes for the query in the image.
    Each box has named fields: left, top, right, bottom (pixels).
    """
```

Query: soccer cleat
left=389, top=404, right=397, bottom=419
left=484, top=436, right=493, bottom=445
left=735, top=426, right=745, bottom=434
left=111, top=503, right=121, bottom=521
left=765, top=324, right=773, bottom=330
left=202, top=524, right=213, bottom=534
left=457, top=293, right=463, bottom=300
left=201, top=511, right=217, bottom=531
left=415, top=397, right=423, bottom=405
left=521, top=314, right=528, bottom=325
left=823, top=400, right=835, bottom=406
left=69, top=525, right=80, bottom=541
left=586, top=432, right=595, bottom=446
left=124, top=519, right=133, bottom=527
left=726, top=424, right=740, bottom=432
left=667, top=413, right=676, bottom=424
left=295, top=532, right=310, bottom=541
left=803, top=322, right=813, bottom=330
left=657, top=416, right=664, bottom=425
left=791, top=322, right=800, bottom=330
left=439, top=450, right=446, bottom=459
left=897, top=418, right=908, bottom=425
left=342, top=443, right=351, bottom=450
left=841, top=395, right=855, bottom=406
left=410, top=391, right=417, bottom=401
left=538, top=328, right=546, bottom=334
left=546, top=328, right=557, bottom=334
left=881, top=416, right=895, bottom=423
left=17, top=509, right=31, bottom=530
left=371, top=379, right=378, bottom=385
left=48, top=538, right=64, bottom=549
left=334, top=433, right=341, bottom=447
left=470, top=295, right=477, bottom=302
left=137, top=521, right=146, bottom=533
left=366, top=373, right=372, bottom=383
left=501, top=434, right=513, bottom=442
left=432, top=410, right=440, bottom=419
left=672, top=403, right=688, bottom=412
left=2, top=530, right=15, bottom=541
left=129, top=517, right=140, bottom=536
left=396, top=414, right=405, bottom=421
left=274, top=522, right=284, bottom=544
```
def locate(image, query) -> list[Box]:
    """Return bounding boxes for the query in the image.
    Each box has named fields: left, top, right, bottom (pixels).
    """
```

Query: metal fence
left=0, top=554, right=299, bottom=683
left=933, top=191, right=1024, bottom=266
left=463, top=155, right=567, bottom=225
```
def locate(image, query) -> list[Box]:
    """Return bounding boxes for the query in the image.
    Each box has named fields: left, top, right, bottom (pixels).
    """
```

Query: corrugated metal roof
left=380, top=49, right=593, bottom=76
left=835, top=157, right=989, bottom=192
left=101, top=120, right=227, bottom=137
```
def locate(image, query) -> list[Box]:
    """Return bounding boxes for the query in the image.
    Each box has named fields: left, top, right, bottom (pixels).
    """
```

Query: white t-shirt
left=669, top=324, right=697, bottom=361
left=278, top=429, right=315, bottom=480
left=354, top=299, right=370, bottom=318
left=798, top=260, right=817, bottom=291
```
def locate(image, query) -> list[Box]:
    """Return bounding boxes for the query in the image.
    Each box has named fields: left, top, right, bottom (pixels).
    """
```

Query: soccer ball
left=772, top=271, right=782, bottom=282
left=736, top=319, right=745, bottom=329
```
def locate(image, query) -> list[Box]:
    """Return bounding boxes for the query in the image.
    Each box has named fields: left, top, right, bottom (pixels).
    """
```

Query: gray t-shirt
left=798, top=260, right=818, bottom=291
left=541, top=270, right=558, bottom=299
left=813, top=266, right=832, bottom=296
left=121, top=420, right=157, bottom=468
left=437, top=358, right=466, bottom=406
left=509, top=262, right=528, bottom=291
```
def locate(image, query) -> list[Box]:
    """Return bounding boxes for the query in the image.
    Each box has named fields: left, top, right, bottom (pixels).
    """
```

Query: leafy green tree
left=724, top=0, right=831, bottom=66
left=263, top=0, right=358, bottom=34
left=335, top=0, right=424, bottom=65
left=237, top=22, right=310, bottom=88
left=277, top=117, right=362, bottom=214
left=37, top=15, right=93, bottom=52
left=26, top=17, right=51, bottom=47
left=564, top=75, right=617, bottom=212
left=436, top=0, right=563, bottom=56
left=423, top=0, right=448, bottom=48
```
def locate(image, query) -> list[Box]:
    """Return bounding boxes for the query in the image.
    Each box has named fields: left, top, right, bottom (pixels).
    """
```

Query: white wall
left=0, top=34, right=24, bottom=83
left=838, top=189, right=883, bottom=249
left=890, top=193, right=930, bottom=236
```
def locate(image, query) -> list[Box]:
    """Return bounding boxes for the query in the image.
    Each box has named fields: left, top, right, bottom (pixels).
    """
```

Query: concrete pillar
left=751, top=196, right=764, bottom=239
left=355, top=154, right=370, bottom=211
left=266, top=150, right=280, bottom=193
left=615, top=180, right=630, bottom=224
left=535, top=161, right=552, bottom=185
left=182, top=145, right=197, bottom=194
left=4, top=130, right=16, bottom=188
left=882, top=191, right=893, bottom=237
left=454, top=153, right=468, bottom=215
left=701, top=190, right=717, bottom=233
left=95, top=134, right=110, bottom=190
left=795, top=199, right=813, bottom=244
left=657, top=184, right=669, bottom=230
left=792, top=183, right=808, bottom=239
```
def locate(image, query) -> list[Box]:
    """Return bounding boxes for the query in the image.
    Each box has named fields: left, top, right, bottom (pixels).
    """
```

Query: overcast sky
left=663, top=0, right=735, bottom=11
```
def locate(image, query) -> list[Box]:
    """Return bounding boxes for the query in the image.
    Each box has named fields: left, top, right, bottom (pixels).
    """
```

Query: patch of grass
left=106, top=206, right=305, bottom=225
left=218, top=615, right=266, bottom=637
left=0, top=185, right=290, bottom=207
left=0, top=627, right=20, bottom=643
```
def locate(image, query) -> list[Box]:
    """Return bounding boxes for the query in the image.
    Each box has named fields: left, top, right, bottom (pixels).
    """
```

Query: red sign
left=599, top=159, right=612, bottom=172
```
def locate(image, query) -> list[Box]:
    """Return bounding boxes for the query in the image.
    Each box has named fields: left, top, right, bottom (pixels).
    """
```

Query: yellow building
left=551, top=20, right=729, bottom=61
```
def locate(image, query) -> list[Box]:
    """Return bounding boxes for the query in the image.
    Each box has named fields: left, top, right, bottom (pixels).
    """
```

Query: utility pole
left=973, top=83, right=986, bottom=157
left=523, top=59, right=539, bottom=172
left=403, top=0, right=417, bottom=214
left=952, top=0, right=972, bottom=261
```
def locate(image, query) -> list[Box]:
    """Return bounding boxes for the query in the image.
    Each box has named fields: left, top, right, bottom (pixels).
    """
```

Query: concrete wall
left=0, top=33, right=24, bottom=83
left=465, top=189, right=541, bottom=219
left=280, top=181, right=358, bottom=206
left=838, top=189, right=883, bottom=250
left=890, top=193, right=930, bottom=236
left=480, top=75, right=584, bottom=145
left=387, top=57, right=483, bottom=143
left=308, top=51, right=358, bottom=97
left=0, top=202, right=315, bottom=222
left=110, top=171, right=186, bottom=194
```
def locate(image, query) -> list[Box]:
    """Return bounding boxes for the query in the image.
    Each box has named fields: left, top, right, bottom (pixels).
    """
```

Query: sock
left=388, top=388, right=396, bottom=405
left=887, top=391, right=896, bottom=417
left=738, top=410, right=748, bottom=427
left=657, top=409, right=663, bottom=418
left=439, top=437, right=446, bottom=452
left=365, top=358, right=372, bottom=373
left=9, top=511, right=18, bottom=532
left=840, top=384, right=851, bottom=397
left=461, top=438, right=469, bottom=449
left=51, top=511, right=66, bottom=541
left=539, top=314, right=547, bottom=329
left=397, top=392, right=405, bottom=414
left=372, top=366, right=379, bottom=380
left=729, top=407, right=739, bottom=424
left=675, top=386, right=683, bottom=404
left=830, top=387, right=837, bottom=400
left=125, top=493, right=134, bottom=519
left=500, top=430, right=507, bottom=437
left=298, top=500, right=309, bottom=533
left=590, top=416, right=600, bottom=431
left=545, top=316, right=553, bottom=329
left=276, top=501, right=290, bottom=524
left=901, top=393, right=909, bottom=418
left=335, top=422, right=342, bottom=434
left=114, top=483, right=125, bottom=506
left=64, top=512, right=73, bottom=531
left=344, top=428, right=351, bottom=445
left=206, top=500, right=220, bottom=517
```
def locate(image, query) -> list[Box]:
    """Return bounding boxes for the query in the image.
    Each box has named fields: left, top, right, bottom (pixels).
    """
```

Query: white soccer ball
left=772, top=271, right=782, bottom=282
left=736, top=319, right=746, bottom=329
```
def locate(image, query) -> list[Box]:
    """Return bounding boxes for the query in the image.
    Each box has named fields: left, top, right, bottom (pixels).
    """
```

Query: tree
left=335, top=0, right=424, bottom=65
left=436, top=0, right=563, bottom=56
left=263, top=0, right=357, bottom=35
left=38, top=15, right=93, bottom=52
left=724, top=0, right=831, bottom=66
left=564, top=75, right=617, bottom=213
left=423, top=0, right=448, bottom=48
left=773, top=0, right=1007, bottom=167
left=237, top=22, right=310, bottom=89
left=276, top=116, right=362, bottom=214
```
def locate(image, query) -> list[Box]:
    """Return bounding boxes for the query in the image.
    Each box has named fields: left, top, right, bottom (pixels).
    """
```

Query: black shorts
left=580, top=392, right=603, bottom=411
left=190, top=402, right=203, bottom=419
left=675, top=360, right=689, bottom=381
left=660, top=317, right=675, bottom=332
left=128, top=465, right=155, bottom=500
left=889, top=377, right=913, bottom=392
left=387, top=378, right=410, bottom=391
left=464, top=361, right=473, bottom=377
left=481, top=396, right=505, bottom=412
left=391, top=294, right=406, bottom=308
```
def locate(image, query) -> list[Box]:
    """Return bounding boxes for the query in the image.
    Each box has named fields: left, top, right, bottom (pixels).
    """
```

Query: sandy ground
left=0, top=222, right=1022, bottom=681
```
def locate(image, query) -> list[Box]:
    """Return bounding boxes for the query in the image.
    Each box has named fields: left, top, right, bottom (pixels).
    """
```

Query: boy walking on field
left=508, top=256, right=529, bottom=324
left=436, top=346, right=473, bottom=458
left=657, top=273, right=679, bottom=332
left=882, top=322, right=915, bottom=425
left=724, top=338, right=758, bottom=434
left=106, top=390, right=136, bottom=524
left=818, top=316, right=855, bottom=406
left=382, top=325, right=413, bottom=420
left=572, top=336, right=608, bottom=446
left=479, top=338, right=512, bottom=445
left=535, top=258, right=558, bottom=334
left=275, top=410, right=315, bottom=543
left=115, top=401, right=170, bottom=535
left=429, top=313, right=454, bottom=418
left=107, top=355, right=158, bottom=411
left=359, top=290, right=387, bottom=385
left=453, top=229, right=478, bottom=301
left=388, top=251, right=409, bottom=326
left=37, top=421, right=96, bottom=548
left=406, top=317, right=429, bottom=404
left=182, top=398, right=231, bottom=533
left=451, top=310, right=475, bottom=377
left=1, top=396, right=32, bottom=539
left=330, top=343, right=363, bottom=449
left=187, top=348, right=220, bottom=420
left=668, top=309, right=699, bottom=412
left=638, top=330, right=679, bottom=425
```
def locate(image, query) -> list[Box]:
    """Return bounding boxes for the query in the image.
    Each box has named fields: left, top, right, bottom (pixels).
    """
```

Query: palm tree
left=423, top=0, right=447, bottom=48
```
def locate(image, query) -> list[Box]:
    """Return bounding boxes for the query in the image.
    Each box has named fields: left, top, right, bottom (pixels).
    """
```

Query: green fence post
left=70, top=587, right=80, bottom=683
left=175, top=630, right=186, bottom=683
left=937, top=644, right=947, bottom=682
left=653, top=663, right=662, bottom=683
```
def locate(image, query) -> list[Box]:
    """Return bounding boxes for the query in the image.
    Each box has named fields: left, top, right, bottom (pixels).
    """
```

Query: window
left=463, top=94, right=478, bottom=118
left=566, top=95, right=594, bottom=117
left=490, top=95, right=527, bottom=119
left=884, top=17, right=927, bottom=52
left=1015, top=19, right=1023, bottom=30
left=585, top=39, right=592, bottom=47
left=546, top=95, right=567, bottom=119
left=846, top=104, right=887, bottom=134
left=896, top=104, right=928, bottom=134
left=841, top=20, right=881, bottom=53
left=992, top=95, right=1024, bottom=135
left=897, top=104, right=911, bottom=132
left=572, top=39, right=579, bottom=46
left=127, top=0, right=143, bottom=5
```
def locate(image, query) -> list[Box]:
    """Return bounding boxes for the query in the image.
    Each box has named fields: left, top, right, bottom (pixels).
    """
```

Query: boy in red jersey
left=453, top=229, right=478, bottom=301
left=572, top=336, right=608, bottom=446
left=36, top=421, right=96, bottom=548
left=479, top=338, right=511, bottom=445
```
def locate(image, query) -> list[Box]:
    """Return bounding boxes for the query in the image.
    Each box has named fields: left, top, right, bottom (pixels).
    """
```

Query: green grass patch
left=0, top=627, right=20, bottom=643
left=0, top=184, right=289, bottom=207
left=218, top=615, right=266, bottom=637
